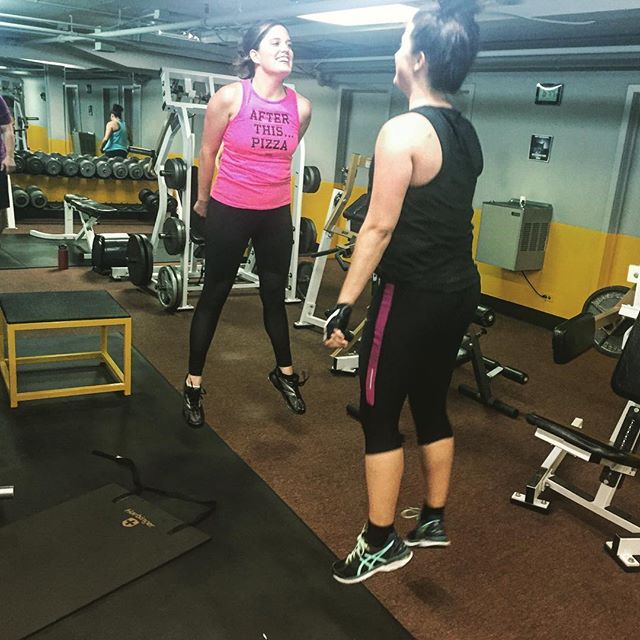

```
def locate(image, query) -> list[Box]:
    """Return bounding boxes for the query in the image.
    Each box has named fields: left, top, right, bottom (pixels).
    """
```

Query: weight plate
left=298, top=217, right=317, bottom=254
left=163, top=157, right=187, bottom=190
left=162, top=217, right=187, bottom=255
left=126, top=233, right=154, bottom=286
left=296, top=261, right=314, bottom=300
left=156, top=265, right=183, bottom=311
left=303, top=165, right=321, bottom=193
left=582, top=285, right=633, bottom=357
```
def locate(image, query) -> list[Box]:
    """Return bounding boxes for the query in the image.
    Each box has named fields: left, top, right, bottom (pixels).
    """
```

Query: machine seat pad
left=527, top=413, right=640, bottom=468
left=552, top=312, right=595, bottom=364
left=64, top=193, right=117, bottom=215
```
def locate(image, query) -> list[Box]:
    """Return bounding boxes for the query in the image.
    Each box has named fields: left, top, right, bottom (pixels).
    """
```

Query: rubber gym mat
left=0, top=234, right=175, bottom=269
left=0, top=484, right=210, bottom=640
left=0, top=334, right=412, bottom=640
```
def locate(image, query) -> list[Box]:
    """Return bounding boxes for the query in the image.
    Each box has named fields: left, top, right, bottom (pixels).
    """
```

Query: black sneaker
left=405, top=517, right=450, bottom=548
left=268, top=368, right=307, bottom=414
left=332, top=527, right=413, bottom=584
left=182, top=379, right=206, bottom=429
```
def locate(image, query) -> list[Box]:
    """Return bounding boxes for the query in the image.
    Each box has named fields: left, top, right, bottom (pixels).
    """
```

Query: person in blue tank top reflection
left=100, top=103, right=132, bottom=158
left=324, top=0, right=484, bottom=584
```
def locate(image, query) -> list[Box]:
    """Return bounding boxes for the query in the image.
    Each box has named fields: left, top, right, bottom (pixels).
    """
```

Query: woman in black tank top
left=324, top=0, right=483, bottom=584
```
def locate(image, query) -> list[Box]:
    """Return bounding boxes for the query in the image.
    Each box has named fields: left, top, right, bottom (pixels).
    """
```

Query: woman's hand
left=193, top=199, right=209, bottom=218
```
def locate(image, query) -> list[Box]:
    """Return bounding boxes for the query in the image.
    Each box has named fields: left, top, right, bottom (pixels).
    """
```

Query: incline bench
left=0, top=290, right=131, bottom=408
left=30, top=194, right=118, bottom=259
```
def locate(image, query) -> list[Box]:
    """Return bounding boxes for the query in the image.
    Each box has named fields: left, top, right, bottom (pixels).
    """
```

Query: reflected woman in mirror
left=100, top=103, right=132, bottom=158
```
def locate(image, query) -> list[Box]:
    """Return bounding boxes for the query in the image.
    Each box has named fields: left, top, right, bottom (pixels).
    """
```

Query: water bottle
left=57, top=243, right=69, bottom=270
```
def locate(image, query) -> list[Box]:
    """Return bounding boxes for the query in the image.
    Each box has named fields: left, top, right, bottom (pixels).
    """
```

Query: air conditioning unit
left=475, top=199, right=553, bottom=271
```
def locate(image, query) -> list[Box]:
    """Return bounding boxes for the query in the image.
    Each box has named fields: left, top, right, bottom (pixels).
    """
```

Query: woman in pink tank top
left=182, top=21, right=312, bottom=429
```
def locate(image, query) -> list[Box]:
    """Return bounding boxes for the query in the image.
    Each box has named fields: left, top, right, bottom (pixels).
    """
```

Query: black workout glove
left=324, top=303, right=354, bottom=342
left=100, top=141, right=107, bottom=153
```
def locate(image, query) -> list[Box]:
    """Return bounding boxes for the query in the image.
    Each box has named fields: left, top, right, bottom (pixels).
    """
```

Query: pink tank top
left=211, top=79, right=300, bottom=210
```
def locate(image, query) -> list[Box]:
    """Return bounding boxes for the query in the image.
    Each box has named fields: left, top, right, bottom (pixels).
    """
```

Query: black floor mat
left=0, top=484, right=211, bottom=640
left=0, top=335, right=412, bottom=640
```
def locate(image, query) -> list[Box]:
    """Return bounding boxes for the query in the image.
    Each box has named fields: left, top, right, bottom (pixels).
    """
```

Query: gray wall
left=469, top=70, right=638, bottom=233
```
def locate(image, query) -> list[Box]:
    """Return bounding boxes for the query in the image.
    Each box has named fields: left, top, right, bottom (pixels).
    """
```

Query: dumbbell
left=139, top=188, right=159, bottom=214
left=41, top=152, right=63, bottom=176
left=108, top=157, right=128, bottom=179
left=140, top=158, right=156, bottom=180
left=24, top=152, right=44, bottom=175
left=60, top=155, right=80, bottom=177
left=78, top=155, right=97, bottom=178
left=93, top=156, right=112, bottom=179
left=124, top=157, right=144, bottom=180
left=12, top=186, right=30, bottom=208
left=138, top=188, right=178, bottom=216
left=26, top=185, right=48, bottom=209
left=14, top=151, right=25, bottom=173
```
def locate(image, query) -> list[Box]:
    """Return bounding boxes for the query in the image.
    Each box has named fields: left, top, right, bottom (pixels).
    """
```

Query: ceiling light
left=298, top=4, right=418, bottom=26
left=21, top=58, right=86, bottom=69
left=0, top=65, right=7, bottom=69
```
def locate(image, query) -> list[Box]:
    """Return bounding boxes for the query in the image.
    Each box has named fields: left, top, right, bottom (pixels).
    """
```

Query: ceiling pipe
left=0, top=12, right=93, bottom=30
left=0, top=20, right=70, bottom=35
left=32, top=0, right=408, bottom=44
left=296, top=44, right=640, bottom=66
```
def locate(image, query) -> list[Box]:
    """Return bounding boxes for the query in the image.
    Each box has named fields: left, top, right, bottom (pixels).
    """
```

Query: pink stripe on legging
left=365, top=283, right=395, bottom=406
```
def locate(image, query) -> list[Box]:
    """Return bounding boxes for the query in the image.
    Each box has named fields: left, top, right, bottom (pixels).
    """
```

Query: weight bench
left=456, top=306, right=528, bottom=418
left=30, top=194, right=117, bottom=259
left=512, top=308, right=640, bottom=571
left=0, top=290, right=132, bottom=408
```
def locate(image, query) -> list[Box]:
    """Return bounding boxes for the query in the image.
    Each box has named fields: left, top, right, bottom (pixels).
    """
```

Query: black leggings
left=188, top=198, right=294, bottom=376
left=358, top=280, right=481, bottom=454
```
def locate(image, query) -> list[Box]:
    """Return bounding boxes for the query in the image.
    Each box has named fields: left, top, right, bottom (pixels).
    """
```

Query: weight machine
left=125, top=67, right=308, bottom=311
left=294, top=153, right=369, bottom=332
left=512, top=265, right=640, bottom=571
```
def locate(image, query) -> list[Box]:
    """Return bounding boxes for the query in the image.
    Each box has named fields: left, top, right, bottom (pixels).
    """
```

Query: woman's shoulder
left=381, top=112, right=435, bottom=142
left=212, top=81, right=243, bottom=105
left=295, top=92, right=311, bottom=117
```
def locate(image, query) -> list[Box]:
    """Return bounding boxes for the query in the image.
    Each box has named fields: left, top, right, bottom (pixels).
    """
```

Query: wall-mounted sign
left=535, top=82, right=563, bottom=105
left=529, top=135, right=553, bottom=162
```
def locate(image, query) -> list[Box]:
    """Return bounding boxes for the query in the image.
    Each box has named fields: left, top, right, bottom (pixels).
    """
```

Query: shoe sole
left=405, top=539, right=450, bottom=548
left=268, top=373, right=305, bottom=415
left=332, top=551, right=413, bottom=585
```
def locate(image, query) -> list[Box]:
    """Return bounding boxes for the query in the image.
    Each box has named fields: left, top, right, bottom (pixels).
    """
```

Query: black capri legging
left=358, top=279, right=481, bottom=454
left=188, top=197, right=294, bottom=376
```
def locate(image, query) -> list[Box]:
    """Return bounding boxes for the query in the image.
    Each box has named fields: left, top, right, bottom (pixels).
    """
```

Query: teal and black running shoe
left=332, top=527, right=413, bottom=584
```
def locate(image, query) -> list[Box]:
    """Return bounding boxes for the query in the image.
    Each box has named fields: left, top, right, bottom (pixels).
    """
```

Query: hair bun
left=438, top=0, right=480, bottom=18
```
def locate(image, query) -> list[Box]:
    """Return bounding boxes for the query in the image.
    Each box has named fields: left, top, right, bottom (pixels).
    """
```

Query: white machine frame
left=294, top=153, right=369, bottom=330
left=511, top=265, right=640, bottom=571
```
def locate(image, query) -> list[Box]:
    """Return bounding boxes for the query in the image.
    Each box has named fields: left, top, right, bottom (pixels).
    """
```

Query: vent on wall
left=476, top=200, right=553, bottom=271
left=519, top=221, right=550, bottom=253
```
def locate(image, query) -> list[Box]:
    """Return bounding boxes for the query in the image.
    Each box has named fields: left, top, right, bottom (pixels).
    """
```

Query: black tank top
left=374, top=106, right=483, bottom=291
